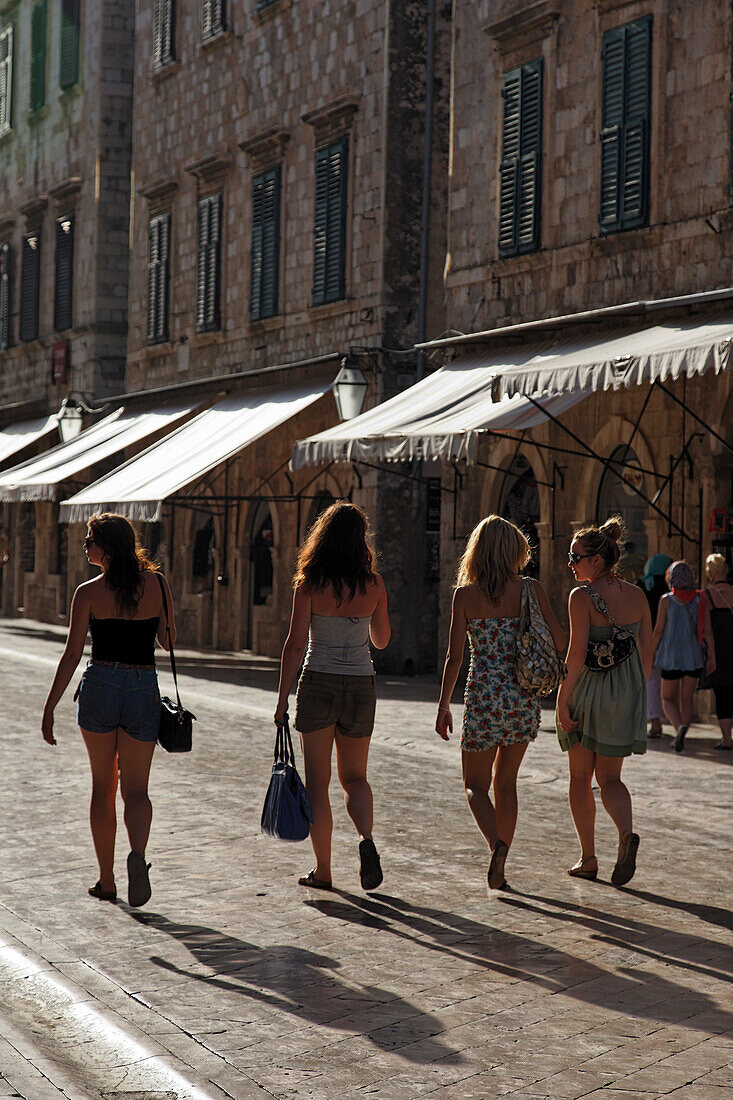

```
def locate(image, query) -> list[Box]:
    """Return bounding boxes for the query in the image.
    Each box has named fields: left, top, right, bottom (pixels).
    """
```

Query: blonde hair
left=574, top=515, right=625, bottom=569
left=456, top=514, right=531, bottom=603
left=706, top=553, right=728, bottom=581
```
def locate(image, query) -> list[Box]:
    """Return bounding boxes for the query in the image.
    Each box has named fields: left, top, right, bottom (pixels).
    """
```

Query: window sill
left=307, top=298, right=353, bottom=321
left=251, top=0, right=291, bottom=26
left=199, top=29, right=233, bottom=53
left=248, top=314, right=283, bottom=332
left=191, top=329, right=223, bottom=348
left=143, top=340, right=174, bottom=354
left=28, top=105, right=50, bottom=124
left=58, top=82, right=83, bottom=101
left=0, top=127, right=14, bottom=147
left=151, top=60, right=181, bottom=85
left=591, top=224, right=662, bottom=255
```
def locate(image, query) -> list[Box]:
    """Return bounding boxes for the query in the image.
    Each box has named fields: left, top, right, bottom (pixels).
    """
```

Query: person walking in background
left=436, top=515, right=564, bottom=892
left=275, top=503, right=390, bottom=892
left=652, top=560, right=715, bottom=753
left=702, top=553, right=733, bottom=750
left=42, top=513, right=175, bottom=908
left=637, top=553, right=672, bottom=739
left=557, top=518, right=652, bottom=886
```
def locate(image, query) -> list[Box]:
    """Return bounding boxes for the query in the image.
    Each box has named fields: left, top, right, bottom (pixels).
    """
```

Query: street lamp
left=332, top=358, right=369, bottom=421
left=57, top=394, right=98, bottom=442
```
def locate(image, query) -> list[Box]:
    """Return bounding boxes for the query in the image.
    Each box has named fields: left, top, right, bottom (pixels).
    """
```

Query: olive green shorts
left=295, top=669, right=376, bottom=738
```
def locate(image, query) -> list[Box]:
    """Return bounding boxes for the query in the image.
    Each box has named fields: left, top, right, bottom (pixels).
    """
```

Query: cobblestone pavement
left=0, top=618, right=731, bottom=1099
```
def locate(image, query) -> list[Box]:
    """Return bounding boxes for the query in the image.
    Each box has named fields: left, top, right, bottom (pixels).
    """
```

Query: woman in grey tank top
left=275, top=503, right=390, bottom=892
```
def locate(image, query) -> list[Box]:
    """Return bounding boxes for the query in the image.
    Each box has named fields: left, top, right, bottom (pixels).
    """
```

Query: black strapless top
left=89, top=615, right=159, bottom=665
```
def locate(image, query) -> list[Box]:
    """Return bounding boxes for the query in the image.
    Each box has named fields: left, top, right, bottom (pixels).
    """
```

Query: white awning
left=0, top=413, right=60, bottom=467
left=0, top=403, right=198, bottom=502
left=492, top=315, right=733, bottom=398
left=291, top=352, right=587, bottom=467
left=60, top=384, right=330, bottom=523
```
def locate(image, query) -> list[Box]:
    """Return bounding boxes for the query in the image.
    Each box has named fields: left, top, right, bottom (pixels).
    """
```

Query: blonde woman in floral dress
left=436, top=515, right=564, bottom=890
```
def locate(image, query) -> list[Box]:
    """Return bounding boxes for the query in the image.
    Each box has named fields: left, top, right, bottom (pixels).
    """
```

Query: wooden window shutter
left=499, top=61, right=543, bottom=258
left=600, top=17, right=651, bottom=233
left=20, top=231, right=41, bottom=342
left=201, top=0, right=225, bottom=40
left=312, top=138, right=348, bottom=306
left=0, top=25, right=13, bottom=136
left=250, top=166, right=281, bottom=321
left=59, top=0, right=80, bottom=89
left=147, top=213, right=170, bottom=344
left=196, top=193, right=221, bottom=332
left=54, top=216, right=73, bottom=331
left=154, top=0, right=175, bottom=68
left=30, top=1, right=47, bottom=112
left=0, top=242, right=11, bottom=351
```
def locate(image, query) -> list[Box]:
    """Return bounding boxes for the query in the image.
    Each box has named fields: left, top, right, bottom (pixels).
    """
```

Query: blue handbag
left=260, top=715, right=313, bottom=841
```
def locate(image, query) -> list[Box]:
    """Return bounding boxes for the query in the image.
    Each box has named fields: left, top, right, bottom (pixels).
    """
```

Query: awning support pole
left=519, top=393, right=690, bottom=540
left=619, top=381, right=655, bottom=469
left=652, top=433, right=702, bottom=505
left=475, top=458, right=554, bottom=490
left=653, top=379, right=733, bottom=456
left=484, top=431, right=663, bottom=478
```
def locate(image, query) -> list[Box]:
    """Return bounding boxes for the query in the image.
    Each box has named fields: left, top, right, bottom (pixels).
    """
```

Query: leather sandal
left=567, top=858, right=598, bottom=881
left=298, top=870, right=332, bottom=890
left=127, top=851, right=152, bottom=907
left=611, top=832, right=640, bottom=886
left=359, top=838, right=383, bottom=891
left=487, top=840, right=508, bottom=890
left=88, top=881, right=117, bottom=901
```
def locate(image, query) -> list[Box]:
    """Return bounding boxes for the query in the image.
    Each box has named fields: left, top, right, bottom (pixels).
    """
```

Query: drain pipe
left=416, top=0, right=436, bottom=380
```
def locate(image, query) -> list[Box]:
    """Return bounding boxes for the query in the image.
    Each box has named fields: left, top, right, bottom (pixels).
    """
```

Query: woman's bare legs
left=462, top=747, right=500, bottom=850
left=661, top=678, right=682, bottom=730
left=80, top=728, right=118, bottom=892
left=567, top=744, right=597, bottom=870
left=594, top=755, right=632, bottom=842
left=335, top=732, right=373, bottom=840
left=117, top=729, right=156, bottom=856
left=719, top=716, right=733, bottom=747
left=493, top=741, right=529, bottom=849
left=679, top=676, right=697, bottom=728
left=300, top=726, right=335, bottom=883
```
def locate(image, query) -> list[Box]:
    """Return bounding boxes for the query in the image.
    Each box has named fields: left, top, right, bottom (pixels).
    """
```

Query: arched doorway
left=597, top=444, right=648, bottom=580
left=191, top=510, right=216, bottom=593
left=247, top=501, right=274, bottom=651
left=500, top=455, right=541, bottom=578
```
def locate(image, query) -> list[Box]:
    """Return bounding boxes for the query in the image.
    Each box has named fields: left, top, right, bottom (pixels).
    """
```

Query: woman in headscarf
left=637, top=553, right=672, bottom=738
left=651, top=560, right=715, bottom=752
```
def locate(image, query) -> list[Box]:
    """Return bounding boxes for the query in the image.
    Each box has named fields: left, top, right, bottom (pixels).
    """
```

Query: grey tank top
left=304, top=614, right=375, bottom=675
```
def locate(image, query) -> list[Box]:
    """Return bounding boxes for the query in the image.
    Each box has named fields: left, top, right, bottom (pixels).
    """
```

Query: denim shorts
left=295, top=669, right=376, bottom=738
left=75, top=662, right=160, bottom=742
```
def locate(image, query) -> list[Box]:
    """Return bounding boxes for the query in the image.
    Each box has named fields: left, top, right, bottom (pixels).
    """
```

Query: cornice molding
left=184, top=148, right=233, bottom=182
left=139, top=174, right=179, bottom=201
left=19, top=195, right=48, bottom=221
left=483, top=2, right=561, bottom=48
left=48, top=176, right=83, bottom=205
left=302, top=95, right=360, bottom=144
left=238, top=127, right=290, bottom=172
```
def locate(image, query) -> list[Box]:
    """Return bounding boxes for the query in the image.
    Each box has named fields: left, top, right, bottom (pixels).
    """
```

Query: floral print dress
left=462, top=617, right=541, bottom=751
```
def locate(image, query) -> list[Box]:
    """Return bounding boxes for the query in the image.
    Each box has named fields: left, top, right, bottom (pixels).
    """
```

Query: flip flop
left=88, top=881, right=117, bottom=901
left=715, top=742, right=733, bottom=751
left=127, top=851, right=152, bottom=907
left=359, top=838, right=383, bottom=891
left=298, top=870, right=332, bottom=890
left=611, top=832, right=640, bottom=887
left=487, top=840, right=508, bottom=890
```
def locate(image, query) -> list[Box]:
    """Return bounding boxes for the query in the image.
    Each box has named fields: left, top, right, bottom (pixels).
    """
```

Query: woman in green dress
left=556, top=517, right=653, bottom=886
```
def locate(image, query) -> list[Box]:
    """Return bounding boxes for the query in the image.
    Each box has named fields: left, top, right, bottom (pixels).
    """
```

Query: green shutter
left=202, top=0, right=225, bottom=40
left=499, top=62, right=542, bottom=258
left=59, top=0, right=79, bottom=89
left=154, top=0, right=175, bottom=67
left=313, top=138, right=347, bottom=306
left=0, top=25, right=13, bottom=135
left=20, top=232, right=41, bottom=342
left=30, top=2, right=47, bottom=112
left=600, top=17, right=651, bottom=233
left=196, top=193, right=221, bottom=332
left=54, top=216, right=73, bottom=331
left=250, top=166, right=281, bottom=321
left=0, top=242, right=11, bottom=350
left=147, top=213, right=170, bottom=344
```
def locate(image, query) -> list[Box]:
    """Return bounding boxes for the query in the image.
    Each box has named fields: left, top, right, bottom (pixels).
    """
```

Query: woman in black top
left=703, top=553, right=733, bottom=750
left=43, top=513, right=176, bottom=906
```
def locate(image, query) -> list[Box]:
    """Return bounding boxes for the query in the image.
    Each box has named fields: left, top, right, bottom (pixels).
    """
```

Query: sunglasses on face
left=83, top=536, right=95, bottom=548
left=568, top=550, right=595, bottom=564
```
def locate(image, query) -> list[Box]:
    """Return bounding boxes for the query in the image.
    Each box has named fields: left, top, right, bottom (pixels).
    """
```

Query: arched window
left=19, top=503, right=35, bottom=573
left=500, top=455, right=540, bottom=578
left=597, top=444, right=648, bottom=578
left=191, top=511, right=215, bottom=586
left=251, top=503, right=274, bottom=606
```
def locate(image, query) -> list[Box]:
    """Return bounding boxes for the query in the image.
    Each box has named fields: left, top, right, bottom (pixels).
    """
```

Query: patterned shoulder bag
left=582, top=583, right=637, bottom=672
left=515, top=579, right=566, bottom=696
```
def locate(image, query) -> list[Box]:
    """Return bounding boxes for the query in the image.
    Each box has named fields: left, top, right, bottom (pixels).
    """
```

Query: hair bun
left=599, top=515, right=624, bottom=542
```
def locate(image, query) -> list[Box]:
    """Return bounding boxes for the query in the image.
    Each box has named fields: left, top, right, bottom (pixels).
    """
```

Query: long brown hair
left=293, top=501, right=377, bottom=604
left=87, top=512, right=158, bottom=615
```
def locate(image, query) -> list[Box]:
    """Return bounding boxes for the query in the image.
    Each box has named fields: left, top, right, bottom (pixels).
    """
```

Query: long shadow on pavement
left=309, top=890, right=732, bottom=1036
left=129, top=910, right=460, bottom=1064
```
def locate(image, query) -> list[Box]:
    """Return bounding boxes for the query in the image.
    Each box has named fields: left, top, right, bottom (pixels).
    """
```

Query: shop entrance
left=500, top=455, right=541, bottom=578
left=597, top=444, right=648, bottom=579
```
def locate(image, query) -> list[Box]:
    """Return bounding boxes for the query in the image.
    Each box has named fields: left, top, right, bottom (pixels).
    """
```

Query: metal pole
left=416, top=0, right=436, bottom=381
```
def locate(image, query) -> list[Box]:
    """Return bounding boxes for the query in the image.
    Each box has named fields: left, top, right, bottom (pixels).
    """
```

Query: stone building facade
left=0, top=0, right=135, bottom=618
left=114, top=0, right=450, bottom=663
left=425, top=0, right=733, bottom=666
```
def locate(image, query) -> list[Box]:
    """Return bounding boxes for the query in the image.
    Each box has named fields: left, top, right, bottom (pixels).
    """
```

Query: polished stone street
left=0, top=618, right=731, bottom=1100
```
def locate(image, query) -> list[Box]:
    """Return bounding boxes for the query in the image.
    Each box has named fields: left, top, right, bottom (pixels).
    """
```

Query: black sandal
left=298, top=870, right=332, bottom=890
left=88, top=881, right=117, bottom=901
left=611, top=833, right=639, bottom=886
left=567, top=858, right=598, bottom=881
left=359, top=838, right=383, bottom=891
left=487, top=840, right=508, bottom=890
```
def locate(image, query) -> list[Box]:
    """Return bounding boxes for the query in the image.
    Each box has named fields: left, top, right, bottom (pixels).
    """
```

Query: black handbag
left=582, top=583, right=637, bottom=672
left=261, top=715, right=313, bottom=841
left=156, top=574, right=196, bottom=752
